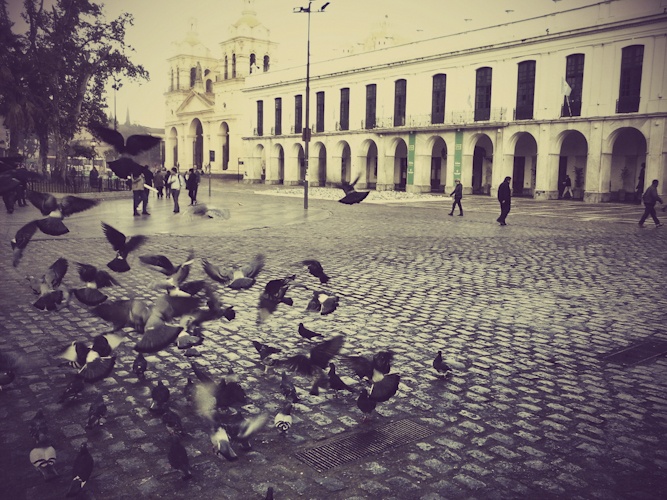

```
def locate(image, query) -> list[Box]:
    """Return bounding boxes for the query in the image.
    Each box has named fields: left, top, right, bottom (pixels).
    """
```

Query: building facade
left=166, top=0, right=667, bottom=202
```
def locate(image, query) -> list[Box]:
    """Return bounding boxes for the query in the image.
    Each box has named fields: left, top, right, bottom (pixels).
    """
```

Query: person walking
left=89, top=166, right=99, bottom=191
left=131, top=171, right=145, bottom=216
left=164, top=168, right=171, bottom=199
left=154, top=168, right=165, bottom=199
left=167, top=167, right=184, bottom=213
left=141, top=166, right=153, bottom=215
left=186, top=168, right=199, bottom=206
left=638, top=179, right=663, bottom=228
left=497, top=176, right=512, bottom=226
left=562, top=174, right=573, bottom=199
left=448, top=179, right=463, bottom=216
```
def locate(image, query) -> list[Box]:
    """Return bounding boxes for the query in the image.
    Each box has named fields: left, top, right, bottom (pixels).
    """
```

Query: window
left=176, top=67, right=180, bottom=89
left=232, top=54, right=236, bottom=78
left=256, top=100, right=263, bottom=136
left=515, top=60, right=536, bottom=120
left=475, top=67, right=492, bottom=121
left=250, top=53, right=256, bottom=74
left=431, top=74, right=446, bottom=124
left=190, top=67, right=196, bottom=88
left=170, top=69, right=174, bottom=91
left=275, top=97, right=282, bottom=135
left=206, top=80, right=212, bottom=93
left=394, top=79, right=407, bottom=126
left=366, top=84, right=376, bottom=129
left=340, top=88, right=350, bottom=131
left=224, top=56, right=228, bottom=80
left=562, top=54, right=584, bottom=117
left=294, top=95, right=303, bottom=134
left=316, top=92, right=325, bottom=132
left=263, top=55, right=270, bottom=72
left=617, top=45, right=643, bottom=113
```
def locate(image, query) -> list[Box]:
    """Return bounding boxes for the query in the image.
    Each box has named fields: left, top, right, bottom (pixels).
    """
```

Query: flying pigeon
left=71, top=263, right=120, bottom=306
left=65, top=443, right=94, bottom=497
left=11, top=220, right=38, bottom=267
left=338, top=175, right=370, bottom=204
left=210, top=425, right=238, bottom=461
left=93, top=298, right=151, bottom=333
left=185, top=203, right=230, bottom=219
left=343, top=350, right=395, bottom=383
left=202, top=254, right=265, bottom=289
left=26, top=190, right=99, bottom=236
left=276, top=335, right=345, bottom=377
left=257, top=275, right=305, bottom=322
left=30, top=442, right=58, bottom=481
left=90, top=125, right=161, bottom=156
left=102, top=222, right=147, bottom=273
left=29, top=257, right=70, bottom=311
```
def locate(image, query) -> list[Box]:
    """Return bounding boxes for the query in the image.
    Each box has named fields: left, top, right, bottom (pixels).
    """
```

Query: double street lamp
left=293, top=1, right=329, bottom=210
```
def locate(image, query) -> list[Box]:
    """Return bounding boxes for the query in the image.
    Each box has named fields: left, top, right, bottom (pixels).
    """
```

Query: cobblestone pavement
left=1, top=182, right=666, bottom=500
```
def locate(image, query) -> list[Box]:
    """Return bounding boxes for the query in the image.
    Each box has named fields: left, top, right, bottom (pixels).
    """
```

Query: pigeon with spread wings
left=102, top=222, right=147, bottom=273
left=90, top=125, right=161, bottom=156
left=338, top=175, right=370, bottom=205
left=11, top=220, right=39, bottom=267
left=26, top=190, right=99, bottom=236
left=202, top=253, right=265, bottom=290
left=27, top=257, right=70, bottom=311
left=71, top=263, right=119, bottom=306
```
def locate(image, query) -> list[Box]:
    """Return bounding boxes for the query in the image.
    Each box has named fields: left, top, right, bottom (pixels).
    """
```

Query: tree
left=0, top=0, right=148, bottom=175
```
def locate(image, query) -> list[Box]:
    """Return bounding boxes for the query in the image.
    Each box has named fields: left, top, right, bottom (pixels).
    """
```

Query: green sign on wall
left=454, top=130, right=463, bottom=181
left=407, top=132, right=415, bottom=185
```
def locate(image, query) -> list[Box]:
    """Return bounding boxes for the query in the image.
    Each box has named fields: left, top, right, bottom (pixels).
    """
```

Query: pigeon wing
left=309, top=335, right=345, bottom=369
left=90, top=125, right=126, bottom=153
left=369, top=373, right=401, bottom=402
left=241, top=254, right=265, bottom=278
left=79, top=355, right=116, bottom=383
left=59, top=196, right=99, bottom=217
left=124, top=235, right=148, bottom=254
left=44, top=257, right=68, bottom=288
left=124, top=134, right=161, bottom=156
left=101, top=223, right=126, bottom=252
left=93, top=300, right=132, bottom=330
left=72, top=288, right=107, bottom=306
left=202, top=259, right=232, bottom=284
left=134, top=323, right=183, bottom=353
left=107, top=157, right=144, bottom=179
left=26, top=190, right=52, bottom=215
left=139, top=254, right=176, bottom=274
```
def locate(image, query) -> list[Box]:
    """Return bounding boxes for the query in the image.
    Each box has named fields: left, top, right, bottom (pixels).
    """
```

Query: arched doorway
left=315, top=143, right=327, bottom=186
left=609, top=127, right=646, bottom=202
left=430, top=137, right=447, bottom=193
left=472, top=135, right=494, bottom=195
left=512, top=133, right=537, bottom=197
left=340, top=144, right=350, bottom=184
left=295, top=144, right=305, bottom=185
left=219, top=122, right=230, bottom=172
left=394, top=139, right=408, bottom=191
left=558, top=131, right=588, bottom=200
left=190, top=119, right=203, bottom=169
left=168, top=127, right=178, bottom=167
left=277, top=146, right=284, bottom=184
left=366, top=142, right=378, bottom=189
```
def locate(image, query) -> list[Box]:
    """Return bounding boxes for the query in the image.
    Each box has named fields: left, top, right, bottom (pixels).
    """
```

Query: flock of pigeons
left=1, top=128, right=452, bottom=498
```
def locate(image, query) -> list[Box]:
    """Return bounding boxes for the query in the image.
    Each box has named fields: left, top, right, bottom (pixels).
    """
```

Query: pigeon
left=85, top=395, right=108, bottom=429
left=168, top=436, right=193, bottom=480
left=139, top=252, right=194, bottom=277
left=216, top=412, right=268, bottom=452
left=30, top=442, right=58, bottom=480
left=202, top=253, right=265, bottom=289
left=302, top=259, right=329, bottom=283
left=181, top=284, right=236, bottom=335
left=297, top=322, right=322, bottom=340
left=327, top=362, right=354, bottom=397
left=11, top=220, right=38, bottom=267
left=433, top=350, right=452, bottom=378
left=71, top=263, right=119, bottom=306
left=162, top=408, right=186, bottom=436
left=252, top=340, right=281, bottom=364
left=0, top=351, right=26, bottom=391
left=357, top=388, right=377, bottom=421
left=186, top=203, right=230, bottom=219
left=26, top=190, right=99, bottom=235
left=276, top=335, right=345, bottom=377
left=59, top=335, right=121, bottom=383
left=93, top=298, right=151, bottom=333
left=58, top=376, right=85, bottom=404
left=266, top=487, right=275, bottom=500
left=176, top=331, right=203, bottom=350
left=210, top=425, right=238, bottom=461
left=150, top=381, right=170, bottom=413
left=369, top=373, right=401, bottom=403
left=29, top=257, right=69, bottom=311
left=65, top=443, right=94, bottom=497
left=102, top=222, right=147, bottom=273
left=274, top=403, right=293, bottom=434
left=338, top=175, right=370, bottom=204
left=132, top=353, right=148, bottom=381
left=344, top=350, right=395, bottom=383
left=305, top=291, right=339, bottom=315
left=91, top=124, right=161, bottom=155
left=29, top=409, right=49, bottom=443
left=280, top=372, right=299, bottom=403
left=257, top=275, right=301, bottom=322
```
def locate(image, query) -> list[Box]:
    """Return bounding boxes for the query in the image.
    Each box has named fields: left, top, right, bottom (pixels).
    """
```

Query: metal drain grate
left=600, top=339, right=667, bottom=367
left=295, top=419, right=436, bottom=472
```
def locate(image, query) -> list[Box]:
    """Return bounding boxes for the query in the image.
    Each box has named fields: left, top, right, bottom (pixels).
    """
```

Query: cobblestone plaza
left=1, top=183, right=666, bottom=499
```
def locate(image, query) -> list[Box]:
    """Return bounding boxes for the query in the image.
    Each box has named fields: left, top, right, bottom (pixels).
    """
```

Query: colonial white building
left=165, top=0, right=667, bottom=202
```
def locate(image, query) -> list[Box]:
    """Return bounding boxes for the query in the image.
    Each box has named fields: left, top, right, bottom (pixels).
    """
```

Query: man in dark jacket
left=448, top=179, right=463, bottom=216
left=497, top=176, right=512, bottom=226
left=638, top=179, right=663, bottom=228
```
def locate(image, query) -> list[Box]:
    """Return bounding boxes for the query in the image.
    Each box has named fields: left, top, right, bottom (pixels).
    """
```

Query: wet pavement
left=1, top=180, right=666, bottom=499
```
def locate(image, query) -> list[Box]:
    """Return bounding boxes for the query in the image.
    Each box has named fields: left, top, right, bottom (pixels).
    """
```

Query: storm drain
left=295, top=419, right=436, bottom=472
left=600, top=339, right=667, bottom=367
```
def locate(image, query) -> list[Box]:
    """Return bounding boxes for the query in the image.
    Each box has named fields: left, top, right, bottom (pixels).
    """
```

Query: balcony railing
left=513, top=105, right=534, bottom=121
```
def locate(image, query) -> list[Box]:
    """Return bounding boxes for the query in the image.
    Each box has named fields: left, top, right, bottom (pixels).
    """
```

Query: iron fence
left=27, top=174, right=130, bottom=195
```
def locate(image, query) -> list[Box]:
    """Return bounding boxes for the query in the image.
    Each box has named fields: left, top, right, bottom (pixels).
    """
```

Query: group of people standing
left=131, top=166, right=201, bottom=216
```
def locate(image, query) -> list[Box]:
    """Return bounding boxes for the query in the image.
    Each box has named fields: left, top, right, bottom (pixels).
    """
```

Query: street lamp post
left=112, top=76, right=122, bottom=131
left=294, top=1, right=329, bottom=210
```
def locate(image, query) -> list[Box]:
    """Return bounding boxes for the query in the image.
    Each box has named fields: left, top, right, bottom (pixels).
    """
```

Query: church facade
left=165, top=0, right=667, bottom=202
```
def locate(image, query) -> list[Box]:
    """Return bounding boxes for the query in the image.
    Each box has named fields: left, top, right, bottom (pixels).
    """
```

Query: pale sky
left=8, top=0, right=603, bottom=128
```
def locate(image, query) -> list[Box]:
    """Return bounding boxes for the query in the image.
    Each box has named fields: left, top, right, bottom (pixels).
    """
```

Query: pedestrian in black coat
left=448, top=179, right=463, bottom=216
left=497, top=176, right=512, bottom=226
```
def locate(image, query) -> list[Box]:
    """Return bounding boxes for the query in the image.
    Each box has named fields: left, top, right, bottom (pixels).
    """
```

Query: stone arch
left=358, top=139, right=378, bottom=189
left=387, top=137, right=408, bottom=191
left=555, top=129, right=588, bottom=199
left=251, top=143, right=267, bottom=182
left=424, top=134, right=448, bottom=193
left=508, top=131, right=538, bottom=197
left=188, top=118, right=204, bottom=169
left=168, top=127, right=178, bottom=168
left=218, top=122, right=230, bottom=172
left=268, top=143, right=284, bottom=184
left=292, top=143, right=305, bottom=185
left=606, top=127, right=647, bottom=200
left=470, top=133, right=494, bottom=195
